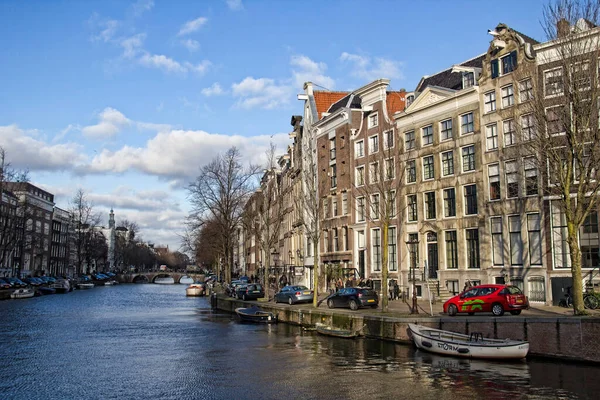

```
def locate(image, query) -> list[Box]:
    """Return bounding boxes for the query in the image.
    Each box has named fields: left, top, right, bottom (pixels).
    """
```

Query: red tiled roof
left=314, top=91, right=348, bottom=119
left=386, top=91, right=406, bottom=116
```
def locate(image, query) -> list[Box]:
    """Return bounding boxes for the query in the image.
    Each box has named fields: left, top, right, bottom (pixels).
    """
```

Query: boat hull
left=315, top=323, right=358, bottom=339
left=77, top=283, right=95, bottom=289
left=186, top=285, right=205, bottom=296
left=408, top=323, right=529, bottom=360
left=11, top=289, right=34, bottom=299
left=235, top=307, right=277, bottom=323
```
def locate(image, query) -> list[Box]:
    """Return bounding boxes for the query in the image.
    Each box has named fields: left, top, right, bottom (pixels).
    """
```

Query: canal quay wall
left=215, top=296, right=600, bottom=364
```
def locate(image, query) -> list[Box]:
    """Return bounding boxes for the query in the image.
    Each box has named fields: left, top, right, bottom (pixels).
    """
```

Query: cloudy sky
left=0, top=0, right=546, bottom=252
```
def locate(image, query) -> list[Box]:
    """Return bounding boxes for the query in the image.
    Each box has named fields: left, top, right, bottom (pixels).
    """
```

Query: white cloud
left=0, top=125, right=85, bottom=171
left=120, top=33, right=146, bottom=58
left=291, top=54, right=335, bottom=90
left=82, top=108, right=131, bottom=139
left=340, top=52, right=404, bottom=81
left=231, top=77, right=291, bottom=109
left=184, top=60, right=212, bottom=75
left=201, top=82, right=225, bottom=96
left=181, top=38, right=200, bottom=52
left=92, top=18, right=119, bottom=43
left=178, top=17, right=208, bottom=36
left=130, top=0, right=154, bottom=17
left=139, top=53, right=187, bottom=74
left=226, top=0, right=244, bottom=11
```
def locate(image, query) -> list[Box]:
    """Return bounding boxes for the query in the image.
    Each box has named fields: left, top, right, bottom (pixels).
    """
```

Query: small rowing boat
left=315, top=323, right=359, bottom=339
left=234, top=306, right=277, bottom=323
left=408, top=323, right=529, bottom=360
left=11, top=288, right=35, bottom=299
left=186, top=283, right=205, bottom=297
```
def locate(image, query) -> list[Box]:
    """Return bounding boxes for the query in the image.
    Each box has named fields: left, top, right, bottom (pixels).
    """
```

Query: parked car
left=0, top=278, right=12, bottom=289
left=23, top=277, right=44, bottom=286
left=228, top=280, right=245, bottom=297
left=443, top=284, right=529, bottom=317
left=325, top=287, right=379, bottom=310
left=236, top=283, right=265, bottom=301
left=274, top=285, right=314, bottom=305
left=6, top=277, right=27, bottom=288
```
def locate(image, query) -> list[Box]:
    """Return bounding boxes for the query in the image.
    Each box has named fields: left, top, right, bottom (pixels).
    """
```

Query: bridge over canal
left=117, top=272, right=206, bottom=284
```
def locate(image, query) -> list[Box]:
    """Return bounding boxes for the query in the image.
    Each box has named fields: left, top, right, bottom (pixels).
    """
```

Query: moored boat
left=10, top=288, right=35, bottom=299
left=37, top=286, right=56, bottom=295
left=408, top=323, right=529, bottom=360
left=234, top=306, right=277, bottom=323
left=315, top=323, right=359, bottom=339
left=77, top=282, right=95, bottom=290
left=186, top=283, right=205, bottom=297
left=51, top=279, right=71, bottom=293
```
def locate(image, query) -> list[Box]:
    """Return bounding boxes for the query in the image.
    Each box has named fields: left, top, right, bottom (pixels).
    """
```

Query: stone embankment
left=215, top=295, right=600, bottom=364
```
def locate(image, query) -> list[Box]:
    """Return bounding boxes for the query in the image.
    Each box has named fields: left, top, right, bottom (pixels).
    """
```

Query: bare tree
left=69, top=189, right=101, bottom=275
left=513, top=0, right=600, bottom=314
left=187, top=147, right=259, bottom=283
left=243, top=143, right=285, bottom=299
left=0, top=147, right=29, bottom=275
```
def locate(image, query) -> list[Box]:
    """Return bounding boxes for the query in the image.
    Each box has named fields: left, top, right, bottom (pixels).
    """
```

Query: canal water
left=1, top=284, right=598, bottom=400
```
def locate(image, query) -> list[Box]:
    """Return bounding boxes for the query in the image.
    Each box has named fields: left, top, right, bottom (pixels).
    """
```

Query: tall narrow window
left=484, top=91, right=496, bottom=113
left=370, top=162, right=379, bottom=183
left=443, top=188, right=456, bottom=217
left=441, top=119, right=453, bottom=141
left=544, top=68, right=563, bottom=97
left=408, top=233, right=419, bottom=271
left=407, top=195, right=417, bottom=222
left=357, top=197, right=365, bottom=222
left=503, top=119, right=516, bottom=146
left=332, top=198, right=338, bottom=217
left=466, top=228, right=480, bottom=269
left=442, top=151, right=454, bottom=176
left=489, top=163, right=501, bottom=200
left=343, top=227, right=349, bottom=251
left=406, top=160, right=416, bottom=183
left=445, top=230, right=458, bottom=269
left=580, top=210, right=599, bottom=268
left=509, top=216, right=523, bottom=265
left=521, top=114, right=535, bottom=141
left=464, top=184, right=478, bottom=215
left=425, top=191, right=436, bottom=220
left=384, top=130, right=394, bottom=149
left=461, top=112, right=474, bottom=134
left=333, top=228, right=339, bottom=252
left=528, top=214, right=542, bottom=265
left=491, top=216, right=504, bottom=265
left=368, top=113, right=379, bottom=129
left=329, top=138, right=336, bottom=160
left=405, top=130, right=415, bottom=150
left=370, top=194, right=380, bottom=219
left=525, top=157, right=538, bottom=196
left=546, top=106, right=563, bottom=135
left=388, top=190, right=397, bottom=217
left=330, top=164, right=337, bottom=188
left=519, top=78, right=533, bottom=102
left=388, top=227, right=397, bottom=271
left=342, top=192, right=348, bottom=215
left=462, top=145, right=475, bottom=172
left=423, top=155, right=434, bottom=180
left=486, top=123, right=498, bottom=151
left=372, top=228, right=381, bottom=271
left=385, top=158, right=395, bottom=180
left=505, top=160, right=518, bottom=198
left=369, top=135, right=379, bottom=153
left=501, top=84, right=514, bottom=108
left=422, top=125, right=433, bottom=146
left=324, top=230, right=329, bottom=253
left=463, top=72, right=475, bottom=88
left=356, top=166, right=365, bottom=186
left=355, top=140, right=364, bottom=158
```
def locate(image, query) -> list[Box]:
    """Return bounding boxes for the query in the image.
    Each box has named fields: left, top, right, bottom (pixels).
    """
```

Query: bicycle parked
left=558, top=287, right=599, bottom=309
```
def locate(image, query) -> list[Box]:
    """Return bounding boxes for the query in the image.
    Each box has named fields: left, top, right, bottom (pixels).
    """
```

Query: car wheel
left=242, top=294, right=247, bottom=301
left=349, top=300, right=359, bottom=311
left=288, top=297, right=294, bottom=305
left=492, top=303, right=505, bottom=316
left=447, top=304, right=458, bottom=316
left=327, top=299, right=334, bottom=309
left=510, top=310, right=521, bottom=315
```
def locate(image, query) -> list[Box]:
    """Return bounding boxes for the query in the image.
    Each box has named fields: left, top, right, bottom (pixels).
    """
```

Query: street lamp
left=406, top=237, right=419, bottom=314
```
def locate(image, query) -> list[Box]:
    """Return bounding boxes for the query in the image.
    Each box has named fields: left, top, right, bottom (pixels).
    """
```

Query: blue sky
left=0, top=0, right=547, bottom=251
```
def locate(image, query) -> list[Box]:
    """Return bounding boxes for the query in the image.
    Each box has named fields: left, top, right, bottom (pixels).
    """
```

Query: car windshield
left=293, top=286, right=308, bottom=291
left=506, top=286, right=523, bottom=295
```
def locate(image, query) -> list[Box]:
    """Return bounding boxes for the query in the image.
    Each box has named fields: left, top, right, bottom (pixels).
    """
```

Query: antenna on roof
left=312, top=83, right=333, bottom=91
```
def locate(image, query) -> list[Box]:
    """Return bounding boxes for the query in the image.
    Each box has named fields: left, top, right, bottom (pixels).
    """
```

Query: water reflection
left=0, top=284, right=597, bottom=400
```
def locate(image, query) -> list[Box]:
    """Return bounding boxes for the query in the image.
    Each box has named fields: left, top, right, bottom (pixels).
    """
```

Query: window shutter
left=491, top=59, right=499, bottom=79
left=510, top=50, right=518, bottom=70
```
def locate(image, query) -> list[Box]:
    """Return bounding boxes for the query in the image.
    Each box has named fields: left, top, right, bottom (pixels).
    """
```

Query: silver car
left=274, top=285, right=314, bottom=305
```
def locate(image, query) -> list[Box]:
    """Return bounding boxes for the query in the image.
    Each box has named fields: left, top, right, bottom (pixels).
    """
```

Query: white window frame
left=501, top=84, right=514, bottom=108
left=484, top=91, right=496, bottom=113
left=486, top=123, right=498, bottom=151
left=368, top=112, right=379, bottom=129
left=384, top=157, right=395, bottom=180
left=383, top=130, right=394, bottom=149
left=544, top=67, right=563, bottom=98
left=440, top=118, right=453, bottom=141
left=422, top=125, right=434, bottom=146
left=355, top=140, right=365, bottom=158
left=405, top=130, right=415, bottom=150
left=355, top=165, right=365, bottom=186
left=370, top=193, right=380, bottom=220
left=503, top=119, right=516, bottom=147
left=519, top=78, right=533, bottom=102
left=422, top=155, right=434, bottom=180
left=441, top=151, right=454, bottom=176
left=460, top=112, right=474, bottom=135
left=368, top=134, right=379, bottom=154
left=356, top=196, right=366, bottom=223
left=371, top=228, right=382, bottom=272
left=461, top=145, right=476, bottom=172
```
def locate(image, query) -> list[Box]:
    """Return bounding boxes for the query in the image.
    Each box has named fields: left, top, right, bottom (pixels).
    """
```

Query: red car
left=443, top=284, right=529, bottom=316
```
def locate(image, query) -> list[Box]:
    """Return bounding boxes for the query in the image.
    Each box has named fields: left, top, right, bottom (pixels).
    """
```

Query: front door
left=358, top=250, right=365, bottom=278
left=427, top=243, right=438, bottom=279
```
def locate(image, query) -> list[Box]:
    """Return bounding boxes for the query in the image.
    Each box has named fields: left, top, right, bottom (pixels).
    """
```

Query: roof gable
left=404, top=86, right=456, bottom=113
left=313, top=91, right=348, bottom=119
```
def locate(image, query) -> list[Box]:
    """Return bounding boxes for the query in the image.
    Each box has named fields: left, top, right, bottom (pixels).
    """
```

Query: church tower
left=107, top=208, right=116, bottom=269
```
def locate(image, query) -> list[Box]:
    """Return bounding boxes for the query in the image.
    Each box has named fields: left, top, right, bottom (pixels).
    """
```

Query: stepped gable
left=416, top=54, right=486, bottom=92
left=313, top=91, right=348, bottom=119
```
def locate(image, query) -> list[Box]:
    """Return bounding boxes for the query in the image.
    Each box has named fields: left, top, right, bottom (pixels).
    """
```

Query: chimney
left=557, top=18, right=570, bottom=38
left=303, top=81, right=313, bottom=96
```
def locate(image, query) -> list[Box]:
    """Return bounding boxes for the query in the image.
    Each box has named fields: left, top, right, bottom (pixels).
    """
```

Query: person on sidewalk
left=393, top=281, right=400, bottom=301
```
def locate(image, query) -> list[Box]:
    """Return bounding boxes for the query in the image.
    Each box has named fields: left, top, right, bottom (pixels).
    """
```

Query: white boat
left=185, top=283, right=205, bottom=297
left=408, top=323, right=529, bottom=360
left=179, top=276, right=194, bottom=285
left=51, top=279, right=71, bottom=293
left=77, top=282, right=95, bottom=289
left=104, top=280, right=115, bottom=286
left=154, top=275, right=175, bottom=285
left=11, top=288, right=35, bottom=299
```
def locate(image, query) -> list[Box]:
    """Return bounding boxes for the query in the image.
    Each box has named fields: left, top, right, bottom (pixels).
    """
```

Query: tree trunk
left=264, top=253, right=271, bottom=300
left=312, top=241, right=319, bottom=308
left=567, top=222, right=585, bottom=315
left=381, top=224, right=389, bottom=312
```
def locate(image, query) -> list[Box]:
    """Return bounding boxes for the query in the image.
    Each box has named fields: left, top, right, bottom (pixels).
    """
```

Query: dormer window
left=491, top=51, right=517, bottom=78
left=406, top=94, right=415, bottom=107
left=463, top=72, right=475, bottom=88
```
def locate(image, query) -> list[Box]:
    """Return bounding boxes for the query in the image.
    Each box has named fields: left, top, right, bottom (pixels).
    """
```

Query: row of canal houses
left=238, top=21, right=600, bottom=306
